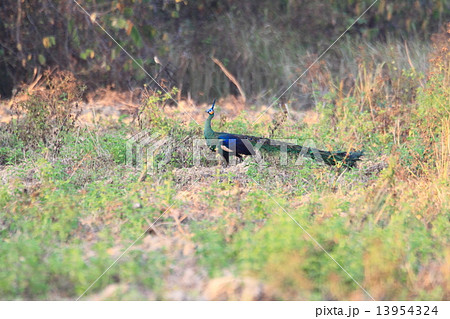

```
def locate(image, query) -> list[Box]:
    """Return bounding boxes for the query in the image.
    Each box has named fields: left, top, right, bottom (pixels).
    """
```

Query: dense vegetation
left=1, top=0, right=449, bottom=101
left=0, top=1, right=450, bottom=300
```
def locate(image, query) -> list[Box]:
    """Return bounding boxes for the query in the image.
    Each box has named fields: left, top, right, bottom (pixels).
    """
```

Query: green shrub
left=9, top=70, right=85, bottom=155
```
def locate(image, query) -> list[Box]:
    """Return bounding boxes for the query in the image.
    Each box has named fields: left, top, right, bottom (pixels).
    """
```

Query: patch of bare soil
left=205, top=275, right=274, bottom=301
left=1, top=88, right=306, bottom=125
left=173, top=162, right=250, bottom=187
left=0, top=101, right=12, bottom=123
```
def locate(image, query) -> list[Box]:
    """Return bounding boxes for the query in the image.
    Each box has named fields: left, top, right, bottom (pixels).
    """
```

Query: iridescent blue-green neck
left=204, top=113, right=215, bottom=138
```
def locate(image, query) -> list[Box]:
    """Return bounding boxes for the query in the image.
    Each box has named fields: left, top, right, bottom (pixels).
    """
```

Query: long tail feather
left=277, top=144, right=363, bottom=167
left=228, top=133, right=363, bottom=167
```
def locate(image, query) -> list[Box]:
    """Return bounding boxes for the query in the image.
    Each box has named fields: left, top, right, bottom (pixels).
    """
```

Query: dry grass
left=0, top=27, right=449, bottom=300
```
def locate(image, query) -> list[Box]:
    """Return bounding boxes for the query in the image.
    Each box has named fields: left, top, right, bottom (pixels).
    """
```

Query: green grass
left=0, top=32, right=449, bottom=300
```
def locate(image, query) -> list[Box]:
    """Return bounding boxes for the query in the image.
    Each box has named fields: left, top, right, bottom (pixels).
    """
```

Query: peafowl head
left=206, top=99, right=215, bottom=116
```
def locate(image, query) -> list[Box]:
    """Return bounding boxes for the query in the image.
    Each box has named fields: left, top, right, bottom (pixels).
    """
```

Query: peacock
left=204, top=100, right=363, bottom=167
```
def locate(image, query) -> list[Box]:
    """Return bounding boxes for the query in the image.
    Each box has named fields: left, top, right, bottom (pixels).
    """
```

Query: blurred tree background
left=0, top=0, right=449, bottom=101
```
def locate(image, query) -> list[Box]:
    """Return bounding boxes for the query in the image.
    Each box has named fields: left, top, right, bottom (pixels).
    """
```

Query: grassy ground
left=0, top=30, right=449, bottom=300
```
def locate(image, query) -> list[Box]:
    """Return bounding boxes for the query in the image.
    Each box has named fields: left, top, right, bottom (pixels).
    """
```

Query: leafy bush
left=9, top=70, right=85, bottom=155
left=0, top=0, right=448, bottom=100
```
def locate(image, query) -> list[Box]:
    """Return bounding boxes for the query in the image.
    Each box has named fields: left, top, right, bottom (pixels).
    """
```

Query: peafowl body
left=204, top=100, right=363, bottom=167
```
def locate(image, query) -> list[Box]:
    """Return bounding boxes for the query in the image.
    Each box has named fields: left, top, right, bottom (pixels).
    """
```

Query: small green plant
left=0, top=127, right=25, bottom=165
left=137, top=86, right=179, bottom=133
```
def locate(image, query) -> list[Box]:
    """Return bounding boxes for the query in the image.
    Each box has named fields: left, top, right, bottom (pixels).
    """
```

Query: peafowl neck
left=204, top=113, right=215, bottom=138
